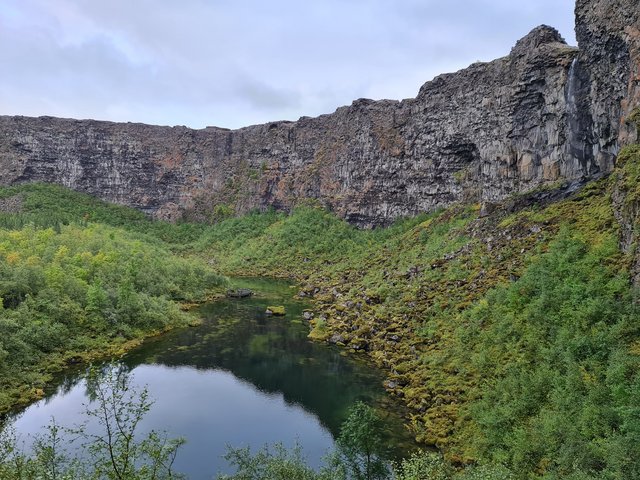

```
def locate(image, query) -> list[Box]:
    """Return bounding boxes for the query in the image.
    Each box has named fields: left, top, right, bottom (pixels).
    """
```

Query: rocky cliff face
left=575, top=0, right=640, bottom=163
left=0, top=0, right=637, bottom=227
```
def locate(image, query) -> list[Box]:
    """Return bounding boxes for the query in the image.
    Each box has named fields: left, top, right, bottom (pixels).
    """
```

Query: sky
left=0, top=0, right=576, bottom=130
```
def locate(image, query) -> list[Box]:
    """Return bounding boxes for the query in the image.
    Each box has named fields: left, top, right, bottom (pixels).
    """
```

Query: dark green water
left=11, top=278, right=413, bottom=479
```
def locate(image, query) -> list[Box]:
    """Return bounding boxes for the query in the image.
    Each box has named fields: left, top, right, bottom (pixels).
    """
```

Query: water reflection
left=10, top=278, right=413, bottom=479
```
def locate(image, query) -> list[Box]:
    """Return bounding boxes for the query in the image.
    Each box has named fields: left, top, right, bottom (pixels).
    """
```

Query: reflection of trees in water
left=123, top=296, right=388, bottom=438
left=57, top=372, right=84, bottom=397
left=8, top=366, right=91, bottom=420
left=8, top=280, right=414, bottom=457
left=2, top=366, right=185, bottom=479
left=83, top=362, right=134, bottom=401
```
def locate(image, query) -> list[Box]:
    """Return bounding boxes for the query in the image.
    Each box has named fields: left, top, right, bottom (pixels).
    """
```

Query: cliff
left=0, top=0, right=637, bottom=227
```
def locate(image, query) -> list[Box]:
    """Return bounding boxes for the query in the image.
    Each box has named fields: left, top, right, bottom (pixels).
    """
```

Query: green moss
left=212, top=203, right=234, bottom=219
left=453, top=167, right=472, bottom=184
left=266, top=305, right=286, bottom=316
left=308, top=318, right=330, bottom=341
left=616, top=144, right=640, bottom=204
left=629, top=106, right=640, bottom=137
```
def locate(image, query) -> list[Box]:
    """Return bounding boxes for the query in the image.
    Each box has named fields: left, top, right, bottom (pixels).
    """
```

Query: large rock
left=0, top=0, right=637, bottom=227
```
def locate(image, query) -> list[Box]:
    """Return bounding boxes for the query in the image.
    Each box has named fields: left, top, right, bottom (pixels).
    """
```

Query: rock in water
left=226, top=288, right=253, bottom=298
left=266, top=306, right=286, bottom=316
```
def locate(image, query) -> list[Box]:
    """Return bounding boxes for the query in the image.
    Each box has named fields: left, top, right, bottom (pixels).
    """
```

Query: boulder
left=266, top=305, right=286, bottom=316
left=226, top=288, right=253, bottom=298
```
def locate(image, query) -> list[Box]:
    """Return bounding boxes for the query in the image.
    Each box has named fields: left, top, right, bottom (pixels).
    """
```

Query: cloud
left=233, top=77, right=302, bottom=112
left=0, top=0, right=576, bottom=129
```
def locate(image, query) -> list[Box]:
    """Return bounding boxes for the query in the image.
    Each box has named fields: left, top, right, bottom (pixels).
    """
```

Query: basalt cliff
left=0, top=0, right=638, bottom=227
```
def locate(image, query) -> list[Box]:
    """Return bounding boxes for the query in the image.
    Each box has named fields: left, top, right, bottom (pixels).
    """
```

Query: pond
left=8, top=278, right=414, bottom=479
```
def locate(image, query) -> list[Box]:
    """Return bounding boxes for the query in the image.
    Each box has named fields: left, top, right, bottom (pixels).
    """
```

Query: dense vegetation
left=0, top=183, right=208, bottom=245
left=0, top=142, right=639, bottom=478
left=0, top=186, right=224, bottom=414
left=185, top=147, right=640, bottom=478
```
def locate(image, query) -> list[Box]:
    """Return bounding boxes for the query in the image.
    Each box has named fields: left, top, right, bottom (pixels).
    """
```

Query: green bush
left=0, top=221, right=224, bottom=413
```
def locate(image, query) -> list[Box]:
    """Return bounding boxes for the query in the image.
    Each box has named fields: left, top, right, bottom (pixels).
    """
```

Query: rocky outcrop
left=574, top=0, right=640, bottom=290
left=611, top=143, right=640, bottom=291
left=0, top=0, right=637, bottom=227
left=575, top=0, right=640, bottom=164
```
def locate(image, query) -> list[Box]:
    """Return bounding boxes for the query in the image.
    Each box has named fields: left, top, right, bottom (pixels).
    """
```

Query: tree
left=77, top=365, right=185, bottom=479
left=0, top=364, right=185, bottom=479
left=335, top=402, right=389, bottom=480
left=217, top=443, right=336, bottom=480
left=392, top=451, right=451, bottom=480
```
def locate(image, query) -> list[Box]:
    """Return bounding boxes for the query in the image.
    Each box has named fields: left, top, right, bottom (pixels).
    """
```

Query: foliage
left=614, top=143, right=640, bottom=205
left=80, top=366, right=185, bottom=479
left=391, top=451, right=514, bottom=480
left=392, top=451, right=451, bottom=480
left=0, top=213, right=224, bottom=414
left=211, top=204, right=236, bottom=223
left=216, top=443, right=516, bottom=480
left=215, top=405, right=512, bottom=480
left=0, top=183, right=208, bottom=245
left=629, top=106, right=640, bottom=137
left=191, top=203, right=439, bottom=278
left=0, top=366, right=185, bottom=479
left=336, top=402, right=389, bottom=480
left=459, top=231, right=640, bottom=477
left=217, top=443, right=340, bottom=480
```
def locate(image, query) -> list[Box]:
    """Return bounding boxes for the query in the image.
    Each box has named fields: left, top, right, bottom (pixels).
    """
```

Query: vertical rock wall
left=575, top=0, right=640, bottom=155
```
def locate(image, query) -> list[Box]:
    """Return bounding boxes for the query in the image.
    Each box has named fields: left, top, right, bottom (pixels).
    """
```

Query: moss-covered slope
left=195, top=145, right=640, bottom=478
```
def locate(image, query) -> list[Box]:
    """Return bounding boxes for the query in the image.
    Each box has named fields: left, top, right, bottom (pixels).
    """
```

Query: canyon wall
left=575, top=0, right=640, bottom=161
left=0, top=0, right=637, bottom=227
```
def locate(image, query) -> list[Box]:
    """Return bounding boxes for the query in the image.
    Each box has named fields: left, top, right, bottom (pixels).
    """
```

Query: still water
left=10, top=278, right=412, bottom=479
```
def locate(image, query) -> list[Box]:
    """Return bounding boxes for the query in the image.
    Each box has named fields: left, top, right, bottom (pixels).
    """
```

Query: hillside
left=190, top=143, right=640, bottom=477
left=0, top=185, right=224, bottom=414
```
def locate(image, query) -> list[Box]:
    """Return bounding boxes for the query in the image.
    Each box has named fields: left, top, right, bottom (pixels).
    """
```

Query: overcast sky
left=0, top=0, right=576, bottom=129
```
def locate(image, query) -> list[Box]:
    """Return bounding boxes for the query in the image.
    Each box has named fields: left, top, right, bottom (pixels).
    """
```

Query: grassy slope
left=2, top=143, right=639, bottom=478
